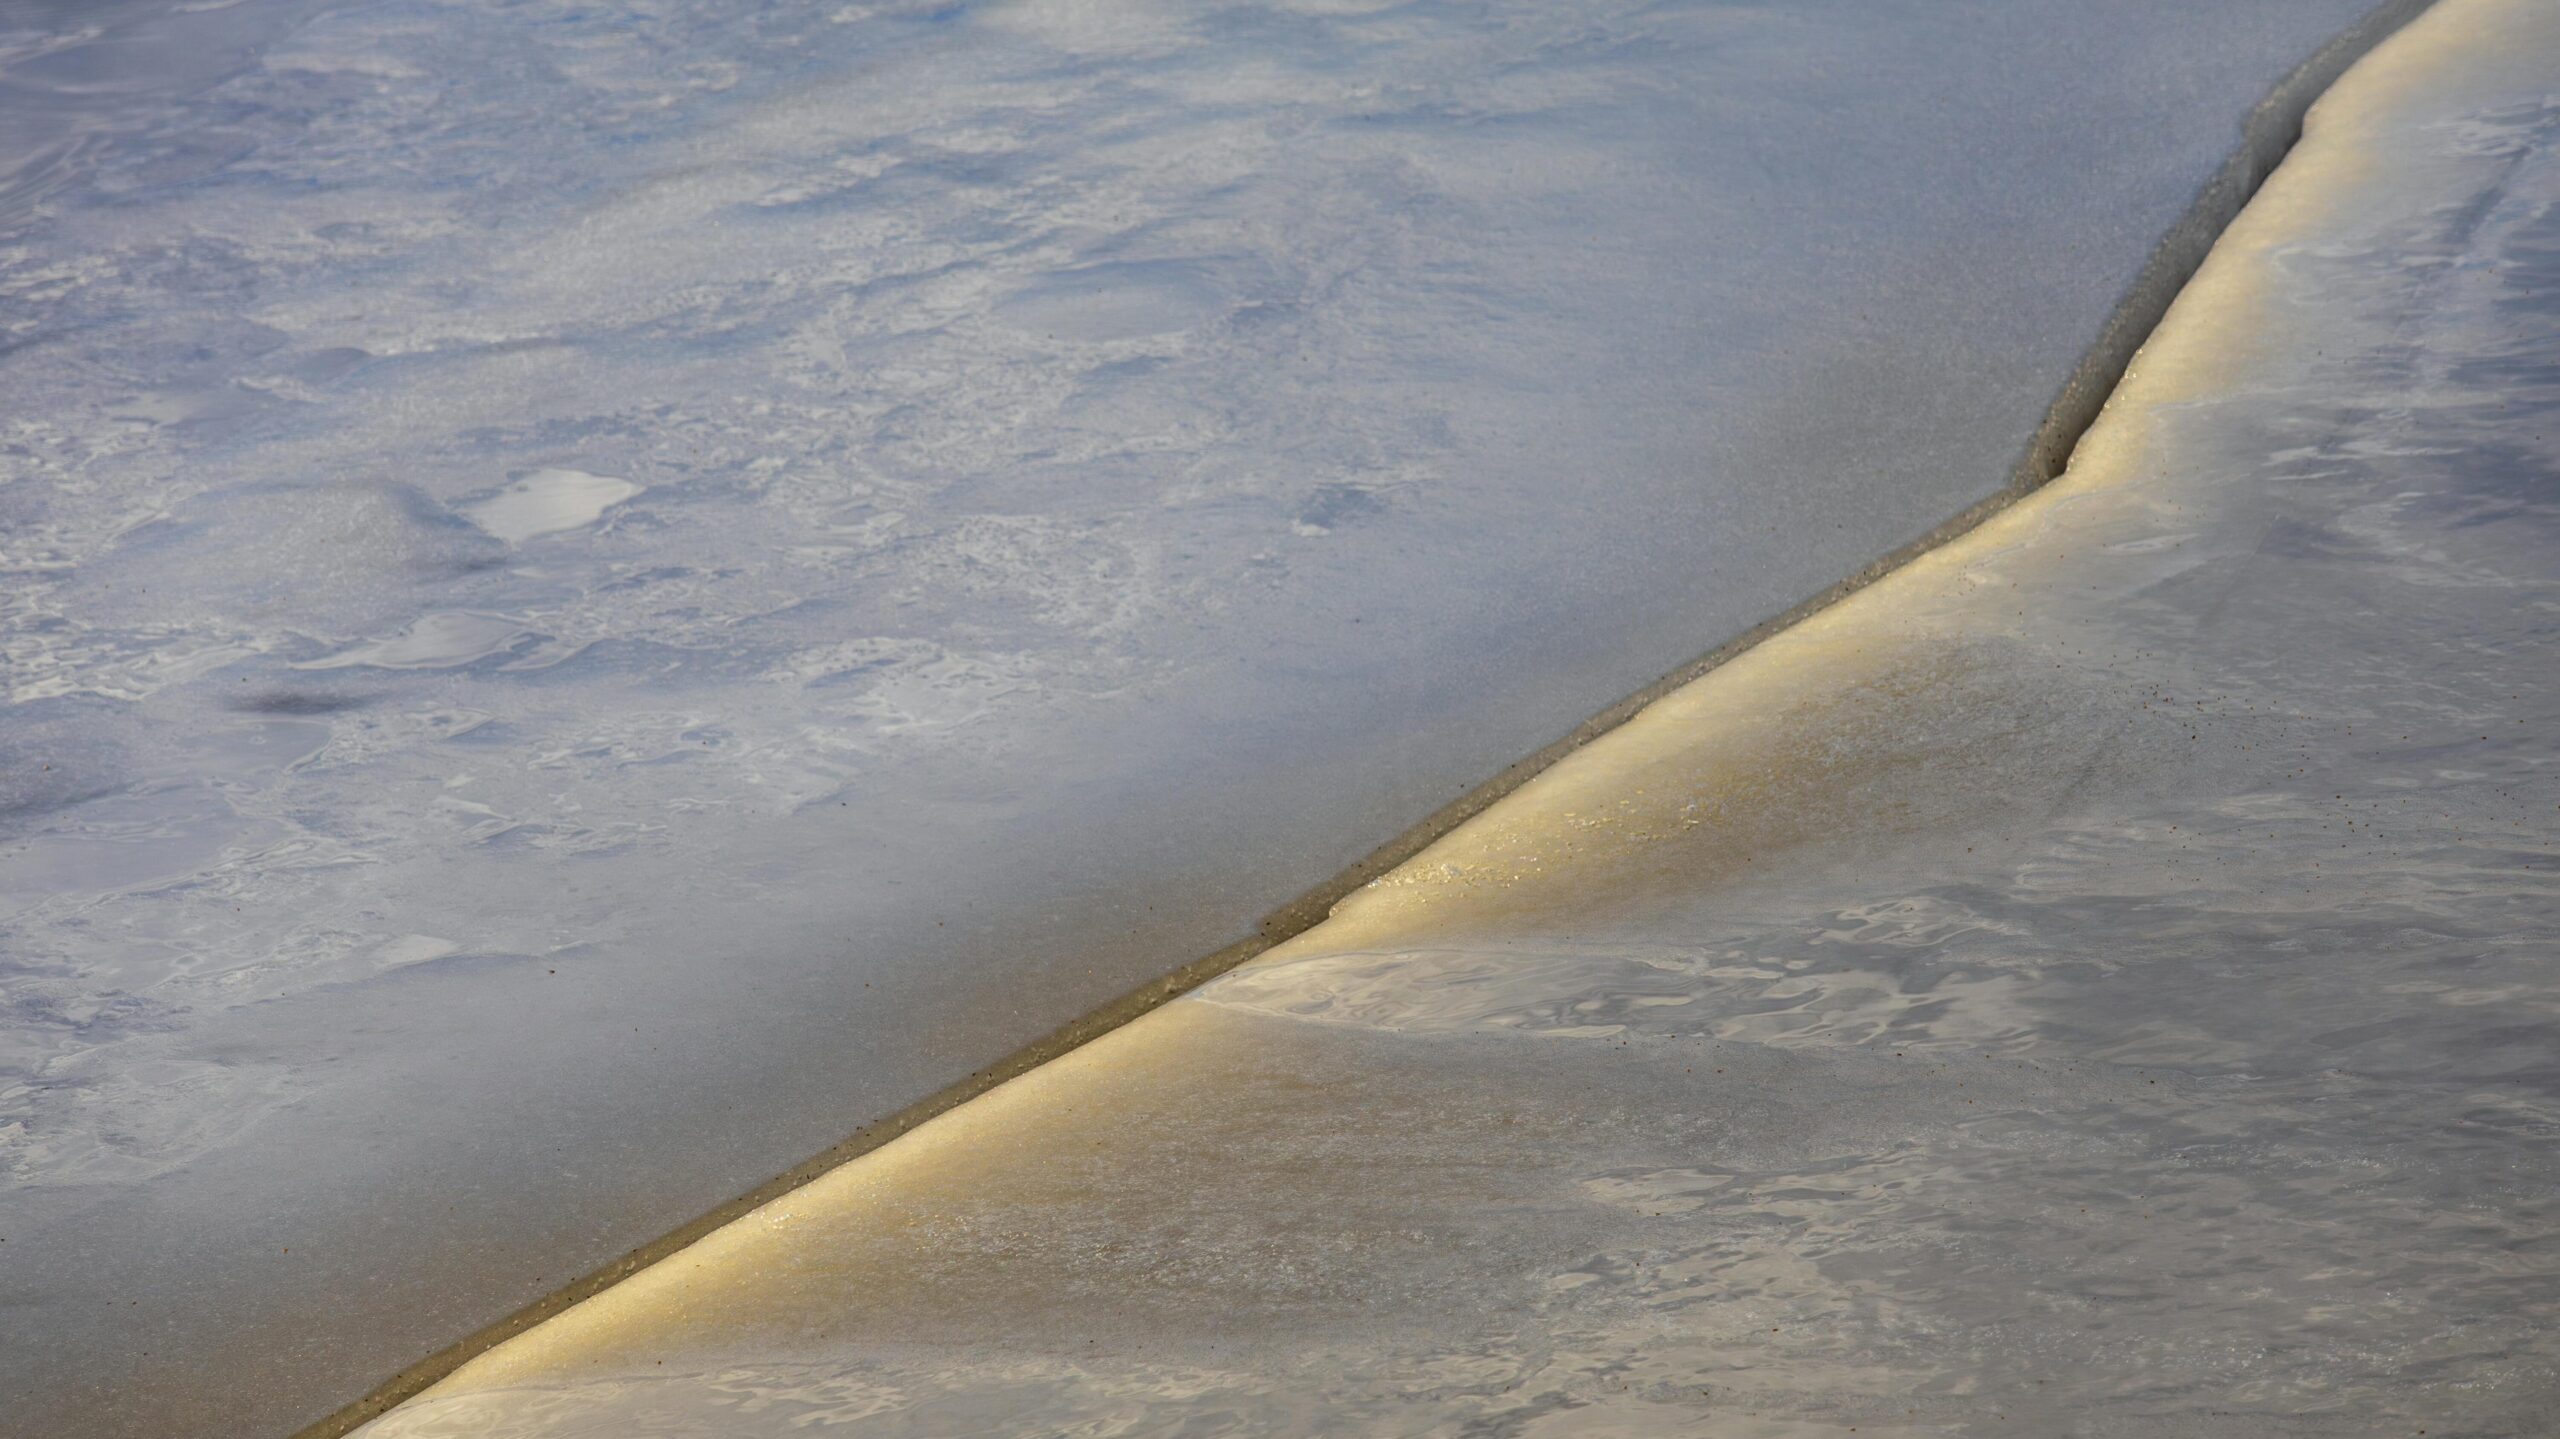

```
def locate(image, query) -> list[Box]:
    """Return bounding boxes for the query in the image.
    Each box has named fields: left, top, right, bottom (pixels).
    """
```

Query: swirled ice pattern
left=0, top=0, right=2411, bottom=1433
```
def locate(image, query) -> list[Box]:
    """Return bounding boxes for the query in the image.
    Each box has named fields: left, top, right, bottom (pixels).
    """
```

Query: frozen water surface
left=0, top=0, right=2445, bottom=1433
left=358, top=0, right=2560, bottom=1431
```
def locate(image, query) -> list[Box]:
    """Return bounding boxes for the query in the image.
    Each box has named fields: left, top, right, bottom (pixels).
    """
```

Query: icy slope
left=361, top=0, right=2560, bottom=1430
left=0, top=0, right=2420, bottom=1434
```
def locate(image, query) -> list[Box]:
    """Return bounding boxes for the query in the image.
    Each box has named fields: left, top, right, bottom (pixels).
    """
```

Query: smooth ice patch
left=376, top=934, right=462, bottom=970
left=993, top=263, right=1230, bottom=343
left=298, top=612, right=542, bottom=670
left=462, top=469, right=642, bottom=544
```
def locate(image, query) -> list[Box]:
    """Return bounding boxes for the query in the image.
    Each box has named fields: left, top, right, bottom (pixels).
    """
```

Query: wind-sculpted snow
left=0, top=0, right=2422, bottom=1433
left=353, top=3, right=2560, bottom=1431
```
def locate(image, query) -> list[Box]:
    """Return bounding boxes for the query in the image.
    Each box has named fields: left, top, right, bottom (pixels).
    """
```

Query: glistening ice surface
left=363, top=0, right=2560, bottom=1433
left=0, top=0, right=2418, bottom=1433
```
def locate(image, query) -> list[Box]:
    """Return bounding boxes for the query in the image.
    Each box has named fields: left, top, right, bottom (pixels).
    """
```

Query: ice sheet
left=357, top=1, right=2560, bottom=1430
left=0, top=0, right=2430, bottom=1433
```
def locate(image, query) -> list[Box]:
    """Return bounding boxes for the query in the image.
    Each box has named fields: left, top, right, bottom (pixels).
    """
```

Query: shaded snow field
left=0, top=0, right=2440, bottom=1433
left=362, top=0, right=2560, bottom=1433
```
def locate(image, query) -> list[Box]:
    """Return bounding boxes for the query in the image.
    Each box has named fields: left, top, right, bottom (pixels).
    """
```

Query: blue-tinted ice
left=357, top=2, right=2560, bottom=1430
left=0, top=0, right=2441, bottom=1433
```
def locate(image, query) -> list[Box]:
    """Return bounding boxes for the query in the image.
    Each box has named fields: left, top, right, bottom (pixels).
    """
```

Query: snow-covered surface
left=359, top=2, right=2560, bottom=1430
left=0, top=0, right=2415, bottom=1433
